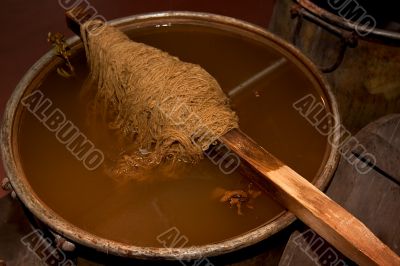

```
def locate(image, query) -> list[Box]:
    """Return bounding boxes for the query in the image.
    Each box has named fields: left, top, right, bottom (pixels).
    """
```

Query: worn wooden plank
left=278, top=230, right=351, bottom=266
left=222, top=129, right=399, bottom=265
left=0, top=197, right=43, bottom=265
left=278, top=231, right=317, bottom=266
left=328, top=115, right=400, bottom=254
left=352, top=114, right=400, bottom=184
left=278, top=114, right=400, bottom=265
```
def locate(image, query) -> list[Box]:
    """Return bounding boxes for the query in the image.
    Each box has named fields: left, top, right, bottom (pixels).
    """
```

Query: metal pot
left=1, top=12, right=340, bottom=260
left=269, top=0, right=400, bottom=133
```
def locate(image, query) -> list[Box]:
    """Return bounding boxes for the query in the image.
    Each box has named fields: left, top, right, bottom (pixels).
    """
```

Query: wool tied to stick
left=81, top=21, right=238, bottom=177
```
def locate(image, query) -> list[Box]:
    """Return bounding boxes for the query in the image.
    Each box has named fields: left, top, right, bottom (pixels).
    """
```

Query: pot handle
left=1, top=177, right=16, bottom=199
left=290, top=4, right=358, bottom=73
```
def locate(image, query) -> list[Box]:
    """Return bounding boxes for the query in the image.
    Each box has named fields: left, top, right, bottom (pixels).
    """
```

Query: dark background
left=0, top=0, right=276, bottom=196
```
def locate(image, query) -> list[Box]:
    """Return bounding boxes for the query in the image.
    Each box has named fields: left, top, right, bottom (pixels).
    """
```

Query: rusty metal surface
left=0, top=12, right=340, bottom=260
left=290, top=4, right=358, bottom=73
left=270, top=0, right=400, bottom=134
left=296, top=0, right=400, bottom=45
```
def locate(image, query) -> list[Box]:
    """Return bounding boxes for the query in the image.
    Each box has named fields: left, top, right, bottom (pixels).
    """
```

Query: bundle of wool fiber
left=81, top=21, right=238, bottom=176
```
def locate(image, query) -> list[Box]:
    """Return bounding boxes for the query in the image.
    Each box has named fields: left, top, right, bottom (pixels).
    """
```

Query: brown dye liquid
left=18, top=24, right=329, bottom=247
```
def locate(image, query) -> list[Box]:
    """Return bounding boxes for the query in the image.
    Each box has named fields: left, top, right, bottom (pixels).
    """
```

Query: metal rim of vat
left=0, top=12, right=341, bottom=260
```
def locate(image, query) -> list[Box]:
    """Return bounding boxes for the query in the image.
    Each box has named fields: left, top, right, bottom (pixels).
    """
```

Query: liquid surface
left=18, top=23, right=329, bottom=246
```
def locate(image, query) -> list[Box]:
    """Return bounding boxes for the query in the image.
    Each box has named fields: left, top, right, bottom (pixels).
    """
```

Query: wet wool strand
left=80, top=21, right=239, bottom=179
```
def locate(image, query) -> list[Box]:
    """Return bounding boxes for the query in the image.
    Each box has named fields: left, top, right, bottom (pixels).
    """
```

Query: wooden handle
left=221, top=129, right=400, bottom=265
left=65, top=6, right=92, bottom=36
